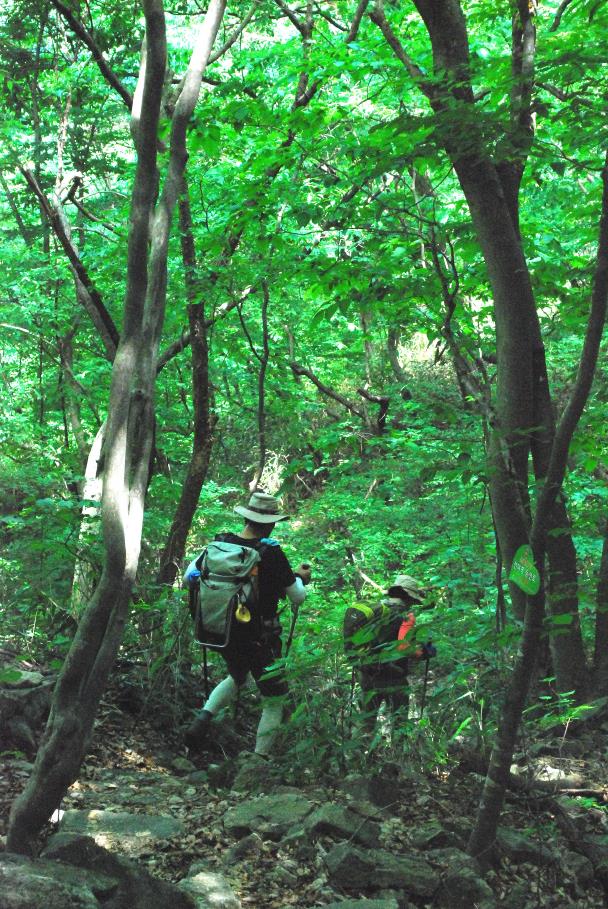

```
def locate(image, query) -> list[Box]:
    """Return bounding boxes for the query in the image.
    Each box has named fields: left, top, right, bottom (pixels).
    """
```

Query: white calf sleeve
left=204, top=675, right=239, bottom=715
left=255, top=701, right=284, bottom=756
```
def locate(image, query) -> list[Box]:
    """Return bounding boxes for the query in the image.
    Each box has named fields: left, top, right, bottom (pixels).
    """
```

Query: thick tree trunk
left=7, top=0, right=227, bottom=855
left=373, top=0, right=607, bottom=859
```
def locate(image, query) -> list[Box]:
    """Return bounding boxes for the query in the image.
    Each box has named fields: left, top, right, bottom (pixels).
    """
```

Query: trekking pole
left=419, top=657, right=430, bottom=720
left=347, top=666, right=356, bottom=734
left=285, top=605, right=299, bottom=656
left=202, top=646, right=210, bottom=699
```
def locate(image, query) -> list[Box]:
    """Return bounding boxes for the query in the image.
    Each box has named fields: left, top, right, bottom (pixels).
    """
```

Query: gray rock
left=324, top=843, right=436, bottom=897
left=427, top=847, right=480, bottom=875
left=187, top=770, right=209, bottom=785
left=411, top=821, right=465, bottom=850
left=43, top=834, right=192, bottom=909
left=435, top=866, right=496, bottom=909
left=56, top=809, right=184, bottom=855
left=0, top=676, right=54, bottom=754
left=338, top=774, right=397, bottom=810
left=302, top=804, right=380, bottom=848
left=2, top=669, right=45, bottom=688
left=223, top=792, right=313, bottom=841
left=496, top=827, right=557, bottom=867
left=563, top=851, right=595, bottom=887
left=8, top=836, right=195, bottom=909
left=580, top=834, right=608, bottom=886
left=0, top=852, right=111, bottom=909
left=321, top=900, right=400, bottom=909
left=223, top=833, right=263, bottom=863
left=231, top=753, right=276, bottom=793
left=500, top=881, right=530, bottom=909
left=179, top=869, right=240, bottom=908
left=171, top=756, right=196, bottom=775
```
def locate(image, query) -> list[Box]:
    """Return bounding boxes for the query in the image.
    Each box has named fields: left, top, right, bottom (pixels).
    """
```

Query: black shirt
left=219, top=533, right=296, bottom=621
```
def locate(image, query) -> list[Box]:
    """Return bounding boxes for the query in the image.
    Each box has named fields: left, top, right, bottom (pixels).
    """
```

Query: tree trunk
left=70, top=423, right=105, bottom=613
left=593, top=517, right=608, bottom=693
left=155, top=178, right=215, bottom=588
left=7, top=0, right=227, bottom=855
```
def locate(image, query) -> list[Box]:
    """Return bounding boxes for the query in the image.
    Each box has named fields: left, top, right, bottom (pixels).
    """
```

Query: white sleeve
left=285, top=577, right=307, bottom=606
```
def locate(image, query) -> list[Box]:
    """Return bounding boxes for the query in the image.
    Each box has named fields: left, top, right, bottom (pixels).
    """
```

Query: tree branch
left=291, top=362, right=365, bottom=419
left=369, top=0, right=434, bottom=100
left=50, top=0, right=133, bottom=109
left=550, top=0, right=578, bottom=31
left=531, top=152, right=608, bottom=548
left=208, top=1, right=259, bottom=63
left=155, top=287, right=254, bottom=373
left=20, top=165, right=119, bottom=358
left=347, top=0, right=371, bottom=42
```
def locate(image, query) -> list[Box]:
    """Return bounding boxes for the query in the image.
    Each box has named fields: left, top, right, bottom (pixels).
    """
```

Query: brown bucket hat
left=233, top=491, right=288, bottom=524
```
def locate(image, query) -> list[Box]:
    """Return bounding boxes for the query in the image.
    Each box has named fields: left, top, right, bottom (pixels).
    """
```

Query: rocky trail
left=2, top=664, right=608, bottom=908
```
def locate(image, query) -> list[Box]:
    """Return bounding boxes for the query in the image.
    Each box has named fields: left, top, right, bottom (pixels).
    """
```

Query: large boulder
left=55, top=809, right=184, bottom=856
left=0, top=665, right=54, bottom=754
left=42, top=834, right=197, bottom=909
left=434, top=866, right=496, bottom=909
left=0, top=852, right=114, bottom=909
left=178, top=866, right=241, bottom=909
left=301, top=803, right=381, bottom=848
left=496, top=827, right=557, bottom=867
left=223, top=792, right=313, bottom=841
left=324, top=843, right=436, bottom=898
left=1, top=840, right=196, bottom=909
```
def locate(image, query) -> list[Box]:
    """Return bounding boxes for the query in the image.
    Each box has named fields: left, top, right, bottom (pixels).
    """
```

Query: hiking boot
left=184, top=709, right=213, bottom=751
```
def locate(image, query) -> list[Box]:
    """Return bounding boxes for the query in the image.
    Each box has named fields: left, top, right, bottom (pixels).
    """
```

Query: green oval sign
left=509, top=544, right=541, bottom=595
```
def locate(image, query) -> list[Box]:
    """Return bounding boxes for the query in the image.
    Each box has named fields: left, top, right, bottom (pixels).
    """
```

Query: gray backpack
left=186, top=537, right=267, bottom=649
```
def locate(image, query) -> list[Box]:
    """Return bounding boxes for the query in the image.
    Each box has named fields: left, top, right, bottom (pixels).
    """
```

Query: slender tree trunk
left=155, top=177, right=215, bottom=588
left=593, top=516, right=608, bottom=693
left=250, top=280, right=270, bottom=491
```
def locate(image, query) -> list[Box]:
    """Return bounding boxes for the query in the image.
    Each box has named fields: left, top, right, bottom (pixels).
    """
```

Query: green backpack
left=185, top=536, right=268, bottom=649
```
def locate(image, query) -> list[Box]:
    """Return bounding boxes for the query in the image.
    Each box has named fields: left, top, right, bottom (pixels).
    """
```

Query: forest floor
left=2, top=669, right=608, bottom=909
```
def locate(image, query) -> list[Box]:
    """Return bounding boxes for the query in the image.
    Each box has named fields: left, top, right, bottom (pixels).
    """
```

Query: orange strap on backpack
left=397, top=611, right=416, bottom=652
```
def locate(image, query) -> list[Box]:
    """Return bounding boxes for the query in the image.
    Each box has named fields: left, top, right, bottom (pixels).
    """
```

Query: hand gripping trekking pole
left=285, top=563, right=310, bottom=656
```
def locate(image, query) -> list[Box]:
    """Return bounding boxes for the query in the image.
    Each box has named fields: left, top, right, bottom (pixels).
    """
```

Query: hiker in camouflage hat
left=184, top=491, right=311, bottom=760
left=344, top=573, right=434, bottom=731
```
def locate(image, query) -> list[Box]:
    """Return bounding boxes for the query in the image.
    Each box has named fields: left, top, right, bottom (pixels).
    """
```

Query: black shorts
left=222, top=627, right=288, bottom=698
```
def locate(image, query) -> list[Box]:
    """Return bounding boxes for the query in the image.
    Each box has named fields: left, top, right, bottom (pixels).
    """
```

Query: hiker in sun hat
left=184, top=490, right=311, bottom=759
left=343, top=572, right=435, bottom=730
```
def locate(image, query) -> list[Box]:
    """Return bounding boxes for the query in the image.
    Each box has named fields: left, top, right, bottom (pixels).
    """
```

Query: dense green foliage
left=1, top=0, right=608, bottom=779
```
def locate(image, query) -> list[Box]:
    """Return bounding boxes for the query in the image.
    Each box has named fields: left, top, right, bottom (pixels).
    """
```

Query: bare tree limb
left=156, top=287, right=254, bottom=373
left=50, top=0, right=133, bottom=109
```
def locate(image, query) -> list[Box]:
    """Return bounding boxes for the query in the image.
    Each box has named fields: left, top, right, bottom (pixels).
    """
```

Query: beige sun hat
left=387, top=574, right=425, bottom=602
left=234, top=491, right=288, bottom=524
